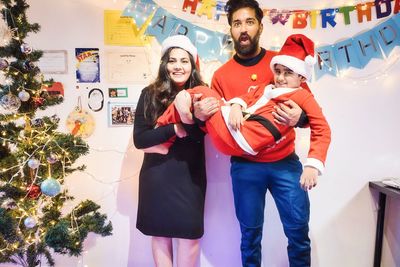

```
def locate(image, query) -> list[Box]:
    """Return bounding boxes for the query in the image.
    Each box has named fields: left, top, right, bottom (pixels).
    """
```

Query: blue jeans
left=231, top=155, right=310, bottom=267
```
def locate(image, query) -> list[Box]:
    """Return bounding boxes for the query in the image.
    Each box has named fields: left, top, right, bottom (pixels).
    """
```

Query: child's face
left=273, top=64, right=305, bottom=88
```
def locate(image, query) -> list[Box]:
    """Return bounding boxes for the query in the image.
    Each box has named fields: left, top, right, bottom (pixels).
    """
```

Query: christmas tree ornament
left=24, top=217, right=37, bottom=228
left=42, top=82, right=64, bottom=98
left=50, top=114, right=60, bottom=124
left=40, top=178, right=61, bottom=197
left=0, top=23, right=15, bottom=47
left=18, top=90, right=30, bottom=101
left=32, top=96, right=45, bottom=107
left=0, top=92, right=21, bottom=112
left=0, top=58, right=9, bottom=70
left=1, top=198, right=17, bottom=209
left=27, top=158, right=40, bottom=169
left=20, top=43, right=33, bottom=54
left=46, top=153, right=58, bottom=164
left=8, top=142, right=17, bottom=153
left=0, top=2, right=112, bottom=265
left=27, top=184, right=41, bottom=199
left=23, top=60, right=36, bottom=70
left=31, top=118, right=44, bottom=127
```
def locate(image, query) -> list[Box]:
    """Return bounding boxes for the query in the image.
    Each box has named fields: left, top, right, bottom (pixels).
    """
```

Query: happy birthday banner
left=122, top=0, right=400, bottom=80
left=179, top=0, right=400, bottom=29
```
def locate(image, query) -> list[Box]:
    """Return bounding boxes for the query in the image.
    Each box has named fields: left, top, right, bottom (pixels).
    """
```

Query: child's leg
left=174, top=90, right=194, bottom=124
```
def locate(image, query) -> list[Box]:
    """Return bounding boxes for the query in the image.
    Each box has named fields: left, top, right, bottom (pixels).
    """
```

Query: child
left=158, top=34, right=331, bottom=190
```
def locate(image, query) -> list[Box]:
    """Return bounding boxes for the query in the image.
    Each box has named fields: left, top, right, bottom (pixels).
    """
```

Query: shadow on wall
left=116, top=136, right=153, bottom=267
left=313, top=184, right=377, bottom=267
left=201, top=138, right=242, bottom=267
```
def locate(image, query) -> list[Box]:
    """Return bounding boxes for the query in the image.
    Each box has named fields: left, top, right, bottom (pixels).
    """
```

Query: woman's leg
left=176, top=238, right=200, bottom=267
left=152, top=236, right=173, bottom=267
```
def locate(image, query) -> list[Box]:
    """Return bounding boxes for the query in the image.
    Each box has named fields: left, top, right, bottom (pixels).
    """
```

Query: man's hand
left=193, top=93, right=219, bottom=121
left=272, top=99, right=302, bottom=126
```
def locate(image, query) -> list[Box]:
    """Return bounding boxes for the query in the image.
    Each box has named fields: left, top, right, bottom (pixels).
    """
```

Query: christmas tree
left=0, top=1, right=112, bottom=266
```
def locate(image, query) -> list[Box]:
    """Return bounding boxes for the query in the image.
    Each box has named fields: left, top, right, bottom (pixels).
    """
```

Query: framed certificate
left=37, top=50, right=68, bottom=74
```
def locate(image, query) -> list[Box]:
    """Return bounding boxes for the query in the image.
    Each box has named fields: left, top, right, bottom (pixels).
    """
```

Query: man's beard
left=233, top=30, right=261, bottom=57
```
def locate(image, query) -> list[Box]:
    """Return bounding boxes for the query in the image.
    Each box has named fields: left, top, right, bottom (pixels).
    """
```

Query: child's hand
left=229, top=104, right=244, bottom=131
left=174, top=123, right=187, bottom=138
left=300, top=166, right=319, bottom=191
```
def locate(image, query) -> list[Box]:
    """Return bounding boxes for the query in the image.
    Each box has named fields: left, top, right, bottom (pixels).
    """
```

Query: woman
left=133, top=35, right=207, bottom=267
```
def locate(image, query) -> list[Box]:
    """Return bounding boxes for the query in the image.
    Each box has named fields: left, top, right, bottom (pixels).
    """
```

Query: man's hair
left=225, top=0, right=263, bottom=26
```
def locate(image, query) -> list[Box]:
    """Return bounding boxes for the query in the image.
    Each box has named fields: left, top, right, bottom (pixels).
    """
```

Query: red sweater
left=211, top=49, right=313, bottom=163
left=211, top=49, right=277, bottom=101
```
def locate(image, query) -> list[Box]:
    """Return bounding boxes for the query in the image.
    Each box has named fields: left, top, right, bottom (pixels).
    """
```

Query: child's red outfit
left=157, top=83, right=330, bottom=174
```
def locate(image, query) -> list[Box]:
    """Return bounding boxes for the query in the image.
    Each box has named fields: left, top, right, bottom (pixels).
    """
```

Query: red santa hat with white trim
left=270, top=34, right=317, bottom=81
left=161, top=34, right=200, bottom=70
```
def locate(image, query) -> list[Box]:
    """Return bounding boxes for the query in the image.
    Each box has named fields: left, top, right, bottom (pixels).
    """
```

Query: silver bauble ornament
left=46, top=153, right=58, bottom=164
left=24, top=217, right=37, bottom=228
left=0, top=58, right=9, bottom=70
left=27, top=158, right=40, bottom=169
left=18, top=90, right=30, bottom=102
left=0, top=93, right=21, bottom=112
left=20, top=43, right=32, bottom=54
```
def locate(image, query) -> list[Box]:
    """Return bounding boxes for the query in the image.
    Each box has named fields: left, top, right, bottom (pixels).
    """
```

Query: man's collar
left=233, top=48, right=266, bottom=66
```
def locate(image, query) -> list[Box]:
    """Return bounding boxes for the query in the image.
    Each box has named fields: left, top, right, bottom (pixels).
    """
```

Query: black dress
left=133, top=87, right=207, bottom=239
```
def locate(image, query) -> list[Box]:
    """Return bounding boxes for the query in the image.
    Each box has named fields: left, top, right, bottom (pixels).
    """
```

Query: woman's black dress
left=133, top=88, right=207, bottom=239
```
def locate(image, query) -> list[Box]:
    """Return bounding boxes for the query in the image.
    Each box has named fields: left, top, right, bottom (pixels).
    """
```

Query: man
left=193, top=0, right=311, bottom=266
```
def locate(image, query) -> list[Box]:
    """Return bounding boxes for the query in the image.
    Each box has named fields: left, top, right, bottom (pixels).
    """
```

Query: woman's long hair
left=144, top=47, right=206, bottom=125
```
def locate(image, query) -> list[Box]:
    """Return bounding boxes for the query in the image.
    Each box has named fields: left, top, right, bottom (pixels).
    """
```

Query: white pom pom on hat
left=161, top=34, right=198, bottom=61
left=270, top=34, right=317, bottom=81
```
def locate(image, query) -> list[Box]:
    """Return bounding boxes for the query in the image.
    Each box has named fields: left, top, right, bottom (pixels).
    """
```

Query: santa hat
left=161, top=35, right=200, bottom=69
left=270, top=34, right=317, bottom=81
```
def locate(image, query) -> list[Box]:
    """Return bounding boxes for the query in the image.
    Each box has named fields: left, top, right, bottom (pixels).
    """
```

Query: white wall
left=2, top=0, right=399, bottom=266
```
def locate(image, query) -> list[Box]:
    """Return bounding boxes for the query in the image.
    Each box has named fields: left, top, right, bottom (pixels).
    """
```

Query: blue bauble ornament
left=40, top=178, right=61, bottom=197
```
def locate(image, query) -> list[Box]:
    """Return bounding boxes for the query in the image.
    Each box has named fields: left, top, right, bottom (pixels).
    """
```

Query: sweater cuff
left=304, top=158, right=324, bottom=175
left=295, top=110, right=309, bottom=128
left=227, top=97, right=248, bottom=109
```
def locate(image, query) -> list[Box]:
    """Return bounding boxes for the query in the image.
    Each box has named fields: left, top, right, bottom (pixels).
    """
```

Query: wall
left=2, top=0, right=400, bottom=266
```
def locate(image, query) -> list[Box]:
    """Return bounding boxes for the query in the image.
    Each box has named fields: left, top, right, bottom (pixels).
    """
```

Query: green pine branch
left=0, top=1, right=113, bottom=266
